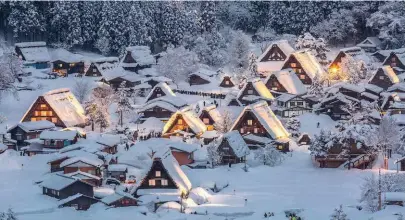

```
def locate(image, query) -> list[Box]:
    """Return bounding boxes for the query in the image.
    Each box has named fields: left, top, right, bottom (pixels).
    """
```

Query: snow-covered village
left=2, top=1, right=405, bottom=220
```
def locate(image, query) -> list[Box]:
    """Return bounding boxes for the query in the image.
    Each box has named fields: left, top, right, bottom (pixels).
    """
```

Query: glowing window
left=379, top=76, right=384, bottom=80
left=41, top=111, right=47, bottom=116
left=34, top=111, right=39, bottom=116
left=51, top=118, right=58, bottom=123
left=178, top=119, right=183, bottom=125
left=31, top=118, right=37, bottom=122
left=254, top=128, right=258, bottom=133
left=291, top=63, right=297, bottom=68
left=162, top=179, right=168, bottom=186
left=225, top=81, right=229, bottom=85
left=247, top=119, right=253, bottom=126
left=203, top=118, right=210, bottom=124
left=157, top=94, right=162, bottom=97
left=69, top=63, right=75, bottom=67
left=155, top=171, right=161, bottom=177
left=40, top=104, right=47, bottom=109
left=148, top=179, right=155, bottom=186
left=300, top=75, right=305, bottom=80
left=58, top=64, right=63, bottom=68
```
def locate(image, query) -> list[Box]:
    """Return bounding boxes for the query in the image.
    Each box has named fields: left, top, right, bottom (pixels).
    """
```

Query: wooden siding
left=199, top=110, right=215, bottom=131
left=189, top=74, right=210, bottom=86
left=136, top=159, right=178, bottom=194
left=84, top=63, right=102, bottom=77
left=383, top=53, right=405, bottom=71
left=260, top=45, right=287, bottom=62
left=265, top=75, right=288, bottom=93
left=52, top=60, right=85, bottom=76
left=163, top=115, right=196, bottom=138
left=43, top=180, right=93, bottom=199
left=282, top=55, right=312, bottom=85
left=219, top=76, right=234, bottom=88
left=217, top=138, right=245, bottom=164
left=21, top=96, right=65, bottom=127
left=140, top=106, right=174, bottom=120
left=232, top=111, right=268, bottom=137
left=146, top=87, right=167, bottom=102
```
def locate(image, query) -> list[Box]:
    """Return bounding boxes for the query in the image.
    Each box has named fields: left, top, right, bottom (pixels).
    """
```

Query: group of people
left=287, top=213, right=301, bottom=220
left=174, top=89, right=226, bottom=99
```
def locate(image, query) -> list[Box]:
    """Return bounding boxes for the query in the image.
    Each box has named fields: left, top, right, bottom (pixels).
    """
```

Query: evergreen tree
left=248, top=52, right=259, bottom=78
left=128, top=3, right=152, bottom=46
left=309, top=129, right=333, bottom=156
left=80, top=1, right=100, bottom=48
left=95, top=107, right=109, bottom=133
left=115, top=81, right=133, bottom=127
left=8, top=1, right=45, bottom=40
left=330, top=205, right=349, bottom=220
left=254, top=145, right=285, bottom=166
left=229, top=30, right=250, bottom=70
left=285, top=117, right=301, bottom=138
left=199, top=1, right=216, bottom=33
left=248, top=1, right=270, bottom=32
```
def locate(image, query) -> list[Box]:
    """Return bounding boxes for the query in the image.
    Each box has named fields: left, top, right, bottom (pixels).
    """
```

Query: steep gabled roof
left=222, top=131, right=250, bottom=157
left=59, top=156, right=104, bottom=168
left=231, top=101, right=289, bottom=139
left=163, top=107, right=207, bottom=135
left=40, top=130, right=77, bottom=140
left=288, top=50, right=326, bottom=80
left=8, top=121, right=55, bottom=133
left=15, top=41, right=51, bottom=63
left=200, top=104, right=222, bottom=123
left=369, top=65, right=400, bottom=84
left=264, top=68, right=307, bottom=95
left=338, top=47, right=371, bottom=64
left=258, top=40, right=295, bottom=62
left=138, top=101, right=179, bottom=113
left=237, top=78, right=275, bottom=101
left=50, top=48, right=84, bottom=63
left=101, top=191, right=137, bottom=205
left=356, top=37, right=382, bottom=48
left=145, top=82, right=176, bottom=101
left=39, top=173, right=91, bottom=190
left=121, top=46, right=155, bottom=67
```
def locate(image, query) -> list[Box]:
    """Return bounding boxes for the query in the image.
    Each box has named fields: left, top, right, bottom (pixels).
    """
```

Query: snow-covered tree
left=214, top=110, right=233, bottom=134
left=308, top=75, right=325, bottom=97
left=92, top=85, right=115, bottom=109
left=127, top=3, right=152, bottom=46
left=398, top=213, right=404, bottom=220
left=207, top=140, right=222, bottom=168
left=330, top=205, right=349, bottom=220
left=369, top=116, right=401, bottom=155
left=341, top=56, right=367, bottom=84
left=80, top=1, right=100, bottom=47
left=115, top=81, right=134, bottom=127
left=84, top=101, right=98, bottom=132
left=0, top=113, right=7, bottom=124
left=191, top=31, right=228, bottom=67
left=0, top=48, right=20, bottom=103
left=295, top=32, right=330, bottom=65
left=72, top=79, right=92, bottom=103
left=254, top=26, right=278, bottom=44
left=285, top=117, right=301, bottom=138
left=0, top=208, right=17, bottom=220
left=309, top=129, right=334, bottom=156
left=359, top=174, right=379, bottom=212
left=199, top=1, right=216, bottom=33
left=157, top=46, right=199, bottom=83
left=229, top=30, right=250, bottom=70
left=7, top=2, right=45, bottom=40
left=254, top=145, right=285, bottom=167
left=247, top=52, right=259, bottom=78
left=94, top=107, right=109, bottom=132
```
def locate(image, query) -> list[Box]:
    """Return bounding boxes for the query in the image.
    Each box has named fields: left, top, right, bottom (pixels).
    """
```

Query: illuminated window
left=247, top=120, right=253, bottom=126
left=178, top=119, right=183, bottom=125
left=93, top=68, right=97, bottom=73
left=162, top=179, right=168, bottom=186
left=254, top=128, right=258, bottom=133
left=240, top=128, right=244, bottom=133
left=51, top=118, right=57, bottom=123
left=277, top=145, right=283, bottom=150
left=148, top=179, right=155, bottom=186
left=379, top=76, right=384, bottom=80
left=48, top=111, right=53, bottom=116
left=225, top=81, right=229, bottom=85
left=69, top=63, right=75, bottom=67
left=40, top=104, right=47, bottom=109
left=155, top=171, right=161, bottom=177
left=300, top=75, right=305, bottom=80
left=58, top=64, right=63, bottom=68
left=31, top=118, right=37, bottom=122
left=41, top=111, right=47, bottom=116
left=291, top=63, right=297, bottom=68
left=34, top=111, right=39, bottom=116
left=203, top=118, right=210, bottom=124
left=157, top=94, right=162, bottom=97
left=248, top=90, right=253, bottom=95
left=272, top=87, right=278, bottom=91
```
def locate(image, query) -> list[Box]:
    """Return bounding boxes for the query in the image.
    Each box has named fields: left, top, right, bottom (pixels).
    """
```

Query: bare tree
left=206, top=140, right=222, bottom=168
left=72, top=79, right=92, bottom=103
left=214, top=110, right=233, bottom=133
left=0, top=45, right=20, bottom=103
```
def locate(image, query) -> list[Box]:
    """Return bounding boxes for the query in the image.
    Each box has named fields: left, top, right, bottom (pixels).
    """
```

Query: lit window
left=48, top=111, right=53, bottom=116
left=34, top=111, right=39, bottom=116
left=40, top=104, right=47, bottom=109
left=178, top=119, right=183, bottom=125
left=41, top=111, right=47, bottom=116
left=51, top=118, right=57, bottom=123
left=300, top=75, right=305, bottom=80
left=155, top=171, right=161, bottom=177
left=31, top=118, right=37, bottom=122
left=225, top=81, right=229, bottom=85
left=149, top=179, right=155, bottom=186
left=379, top=76, right=384, bottom=80
left=44, top=188, right=48, bottom=193
left=69, top=63, right=75, bottom=67
left=203, top=118, right=210, bottom=124
left=240, top=128, right=244, bottom=133
left=254, top=128, right=258, bottom=133
left=247, top=120, right=253, bottom=126
left=161, top=109, right=167, bottom=112
left=272, top=87, right=278, bottom=91
left=58, top=64, right=63, bottom=68
left=162, top=179, right=168, bottom=186
left=291, top=63, right=297, bottom=68
left=248, top=90, right=253, bottom=95
left=277, top=145, right=283, bottom=150
left=157, top=94, right=162, bottom=97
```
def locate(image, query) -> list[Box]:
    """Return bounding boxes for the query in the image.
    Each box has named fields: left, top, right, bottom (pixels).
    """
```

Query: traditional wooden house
left=369, top=66, right=400, bottom=90
left=328, top=47, right=370, bottom=75
left=100, top=66, right=144, bottom=90
left=145, top=82, right=176, bottom=102
left=58, top=193, right=99, bottom=210
left=7, top=121, right=55, bottom=146
left=40, top=131, right=78, bottom=149
left=101, top=191, right=138, bottom=207
left=121, top=46, right=155, bottom=72
left=217, top=131, right=250, bottom=165
left=264, top=69, right=307, bottom=95
left=188, top=68, right=217, bottom=86
left=107, top=164, right=128, bottom=182
left=60, top=157, right=104, bottom=177
left=219, top=75, right=235, bottom=88
left=395, top=156, right=405, bottom=171
left=21, top=89, right=87, bottom=128
left=282, top=50, right=326, bottom=85
left=371, top=48, right=405, bottom=63
left=47, top=149, right=100, bottom=172
left=297, top=133, right=311, bottom=145
left=133, top=151, right=192, bottom=198
left=84, top=63, right=103, bottom=77
left=274, top=94, right=314, bottom=118
left=95, top=134, right=120, bottom=154
left=65, top=171, right=102, bottom=186
left=142, top=76, right=173, bottom=88
left=257, top=40, right=295, bottom=75
left=40, top=173, right=94, bottom=200
left=356, top=37, right=382, bottom=53
left=384, top=192, right=405, bottom=207
left=230, top=101, right=290, bottom=151
left=162, top=107, right=207, bottom=138
left=242, top=134, right=272, bottom=150
left=15, top=41, right=51, bottom=69
left=138, top=100, right=181, bottom=122
left=50, top=48, right=85, bottom=76
left=383, top=51, right=405, bottom=74
left=199, top=104, right=221, bottom=131
left=317, top=93, right=360, bottom=120
left=225, top=92, right=243, bottom=106
left=237, top=78, right=274, bottom=105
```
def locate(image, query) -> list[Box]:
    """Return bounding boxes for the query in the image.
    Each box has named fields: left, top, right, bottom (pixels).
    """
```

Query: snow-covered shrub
left=214, top=110, right=233, bottom=134
left=228, top=30, right=250, bottom=70
left=254, top=145, right=285, bottom=167
left=206, top=140, right=222, bottom=167
left=330, top=205, right=349, bottom=220
left=189, top=187, right=211, bottom=205
left=295, top=32, right=329, bottom=65
left=285, top=117, right=301, bottom=138
left=309, top=129, right=334, bottom=157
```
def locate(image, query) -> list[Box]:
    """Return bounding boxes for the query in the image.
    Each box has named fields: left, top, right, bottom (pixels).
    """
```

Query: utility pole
left=378, top=168, right=382, bottom=211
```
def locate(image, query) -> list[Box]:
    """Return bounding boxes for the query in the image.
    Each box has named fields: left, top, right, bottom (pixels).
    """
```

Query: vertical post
left=378, top=168, right=382, bottom=211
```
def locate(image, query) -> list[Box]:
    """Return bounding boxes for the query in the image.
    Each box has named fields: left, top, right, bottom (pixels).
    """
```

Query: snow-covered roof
left=39, top=174, right=82, bottom=190
left=137, top=117, right=164, bottom=134
left=200, top=130, right=219, bottom=139
left=276, top=93, right=297, bottom=102
left=22, top=88, right=87, bottom=128
left=231, top=101, right=290, bottom=139
left=163, top=107, right=207, bottom=135
left=258, top=40, right=295, bottom=62
left=373, top=48, right=405, bottom=59
left=265, top=68, right=307, bottom=95
left=146, top=96, right=187, bottom=109
left=257, top=40, right=295, bottom=74
left=59, top=156, right=104, bottom=168
left=64, top=170, right=101, bottom=180
left=369, top=65, right=400, bottom=84
left=289, top=50, right=326, bottom=80
left=96, top=134, right=121, bottom=147
left=388, top=83, right=405, bottom=92
left=91, top=57, right=119, bottom=64
left=15, top=41, right=51, bottom=62
left=238, top=78, right=274, bottom=101
left=100, top=66, right=144, bottom=82
left=50, top=48, right=84, bottom=63
left=384, top=192, right=405, bottom=202
left=139, top=101, right=179, bottom=114
left=390, top=102, right=405, bottom=109
left=40, top=130, right=77, bottom=140
left=138, top=67, right=159, bottom=77
left=356, top=37, right=382, bottom=48
left=8, top=121, right=55, bottom=133
left=108, top=164, right=128, bottom=172
left=57, top=194, right=96, bottom=207
left=223, top=131, right=250, bottom=157
left=128, top=138, right=198, bottom=157
left=142, top=76, right=172, bottom=84
left=364, top=83, right=384, bottom=94
left=200, top=104, right=222, bottom=123
left=145, top=82, right=176, bottom=101
left=0, top=143, right=7, bottom=151
left=243, top=133, right=272, bottom=144
left=122, top=46, right=155, bottom=67
left=101, top=191, right=137, bottom=205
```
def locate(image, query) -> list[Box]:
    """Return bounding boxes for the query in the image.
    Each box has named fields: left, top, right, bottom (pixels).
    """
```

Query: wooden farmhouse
left=297, top=133, right=311, bottom=145
left=121, top=46, right=155, bottom=72
left=282, top=50, right=326, bottom=85
left=15, top=41, right=51, bottom=69
left=107, top=164, right=128, bottom=182
left=21, top=89, right=87, bottom=128
left=40, top=173, right=94, bottom=200
left=383, top=52, right=405, bottom=74
left=264, top=68, right=307, bottom=95
left=133, top=151, right=192, bottom=199
left=145, top=82, right=176, bottom=102
left=199, top=104, right=221, bottom=131
left=230, top=101, right=290, bottom=151
left=274, top=94, right=315, bottom=117
left=60, top=156, right=104, bottom=177
left=356, top=37, right=382, bottom=53
left=372, top=48, right=405, bottom=63
left=188, top=68, right=217, bottom=86
left=95, top=134, right=120, bottom=154
left=328, top=47, right=370, bottom=75
left=65, top=171, right=102, bottom=186
left=7, top=121, right=55, bottom=146
left=237, top=78, right=274, bottom=106
left=142, top=76, right=173, bottom=88
left=84, top=63, right=103, bottom=77
left=219, top=75, right=235, bottom=88
left=217, top=131, right=250, bottom=165
left=101, top=191, right=138, bottom=207
left=257, top=40, right=295, bottom=75
left=162, top=107, right=207, bottom=138
left=58, top=194, right=99, bottom=210
left=242, top=134, right=272, bottom=149
left=50, top=48, right=85, bottom=76
left=369, top=66, right=400, bottom=90
left=138, top=98, right=186, bottom=122
left=100, top=67, right=144, bottom=90
left=39, top=131, right=78, bottom=149
left=47, top=149, right=100, bottom=172
left=395, top=156, right=405, bottom=172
